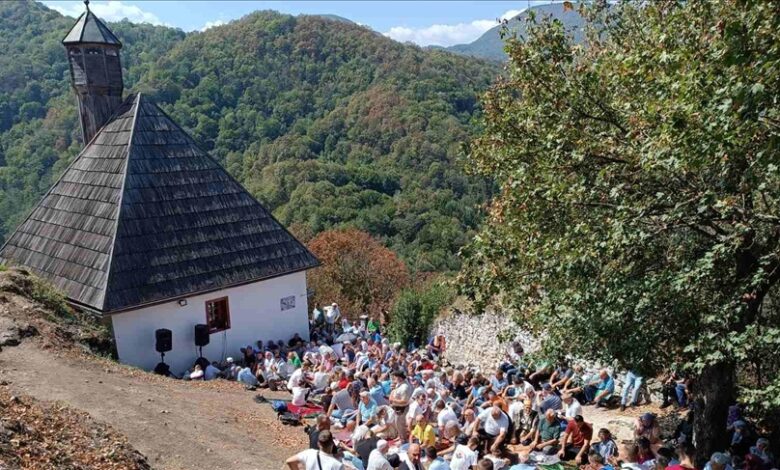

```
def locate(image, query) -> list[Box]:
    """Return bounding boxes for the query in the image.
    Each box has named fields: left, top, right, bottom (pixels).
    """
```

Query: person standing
left=621, top=370, right=644, bottom=411
left=389, top=371, right=412, bottom=442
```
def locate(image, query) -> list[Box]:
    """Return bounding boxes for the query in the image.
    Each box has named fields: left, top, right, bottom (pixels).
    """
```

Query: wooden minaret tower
left=62, top=0, right=124, bottom=145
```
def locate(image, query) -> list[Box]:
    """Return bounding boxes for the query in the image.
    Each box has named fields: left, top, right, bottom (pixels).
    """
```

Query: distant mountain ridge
left=448, top=3, right=586, bottom=61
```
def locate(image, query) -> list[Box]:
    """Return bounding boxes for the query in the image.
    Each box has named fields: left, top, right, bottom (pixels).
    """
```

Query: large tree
left=308, top=228, right=409, bottom=321
left=459, top=0, right=780, bottom=458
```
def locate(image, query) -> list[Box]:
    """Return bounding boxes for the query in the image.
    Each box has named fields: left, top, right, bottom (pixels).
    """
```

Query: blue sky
left=41, top=0, right=558, bottom=47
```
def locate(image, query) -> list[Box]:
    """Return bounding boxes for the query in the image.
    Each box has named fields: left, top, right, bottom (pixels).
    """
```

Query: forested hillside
left=0, top=1, right=185, bottom=241
left=0, top=1, right=499, bottom=272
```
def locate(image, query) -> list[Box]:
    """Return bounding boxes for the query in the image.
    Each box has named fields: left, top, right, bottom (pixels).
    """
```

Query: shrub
left=387, top=282, right=453, bottom=349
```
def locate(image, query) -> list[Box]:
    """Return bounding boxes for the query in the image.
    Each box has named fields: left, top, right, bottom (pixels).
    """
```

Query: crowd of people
left=177, top=302, right=776, bottom=470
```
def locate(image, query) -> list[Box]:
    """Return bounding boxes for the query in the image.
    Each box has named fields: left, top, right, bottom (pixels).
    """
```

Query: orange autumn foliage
left=307, top=228, right=409, bottom=322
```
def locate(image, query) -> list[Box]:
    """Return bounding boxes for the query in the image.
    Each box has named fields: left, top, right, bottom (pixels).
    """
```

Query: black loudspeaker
left=155, top=328, right=172, bottom=353
left=194, top=324, right=210, bottom=347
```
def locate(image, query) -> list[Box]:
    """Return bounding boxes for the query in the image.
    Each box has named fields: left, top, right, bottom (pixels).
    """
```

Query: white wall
left=110, top=271, right=310, bottom=375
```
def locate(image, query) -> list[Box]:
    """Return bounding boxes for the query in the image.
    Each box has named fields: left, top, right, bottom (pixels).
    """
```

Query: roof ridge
left=99, top=93, right=140, bottom=311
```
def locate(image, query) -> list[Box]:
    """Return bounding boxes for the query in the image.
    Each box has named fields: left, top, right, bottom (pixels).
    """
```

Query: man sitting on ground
left=550, top=361, right=574, bottom=391
left=584, top=370, right=615, bottom=407
left=561, top=393, right=583, bottom=422
left=531, top=409, right=563, bottom=455
left=286, top=430, right=343, bottom=470
left=538, top=383, right=562, bottom=414
left=328, top=382, right=359, bottom=424
left=308, top=415, right=331, bottom=450
left=557, top=415, right=593, bottom=465
left=450, top=436, right=480, bottom=470
left=411, top=414, right=436, bottom=448
left=474, top=405, right=510, bottom=455
left=357, top=390, right=379, bottom=426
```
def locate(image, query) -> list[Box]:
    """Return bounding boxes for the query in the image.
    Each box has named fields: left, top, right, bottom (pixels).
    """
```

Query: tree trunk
left=692, top=362, right=736, bottom=466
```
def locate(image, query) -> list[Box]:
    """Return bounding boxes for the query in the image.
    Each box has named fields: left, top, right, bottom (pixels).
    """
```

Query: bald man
left=399, top=443, right=424, bottom=470
left=475, top=405, right=510, bottom=454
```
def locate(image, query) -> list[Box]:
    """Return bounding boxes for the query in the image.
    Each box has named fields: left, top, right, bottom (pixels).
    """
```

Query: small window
left=106, top=49, right=118, bottom=57
left=205, top=297, right=230, bottom=333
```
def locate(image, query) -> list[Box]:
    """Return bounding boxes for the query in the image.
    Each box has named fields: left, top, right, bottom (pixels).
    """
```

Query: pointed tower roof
left=62, top=2, right=122, bottom=47
left=0, top=94, right=319, bottom=313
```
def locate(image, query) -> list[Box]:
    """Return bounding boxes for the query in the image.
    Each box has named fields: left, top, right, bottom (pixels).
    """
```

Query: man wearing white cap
left=367, top=439, right=392, bottom=470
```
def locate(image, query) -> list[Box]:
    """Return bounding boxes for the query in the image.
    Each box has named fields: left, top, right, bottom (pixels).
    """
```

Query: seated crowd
left=177, top=302, right=776, bottom=470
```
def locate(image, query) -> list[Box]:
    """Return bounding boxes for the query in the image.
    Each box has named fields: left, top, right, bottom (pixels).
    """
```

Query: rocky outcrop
left=0, top=316, right=37, bottom=348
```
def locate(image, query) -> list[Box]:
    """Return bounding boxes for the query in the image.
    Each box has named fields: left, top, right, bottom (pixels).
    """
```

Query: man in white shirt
left=288, top=364, right=307, bottom=391
left=561, top=393, right=583, bottom=422
left=372, top=405, right=398, bottom=439
left=325, top=303, right=340, bottom=333
left=389, top=371, right=412, bottom=442
left=406, top=393, right=428, bottom=429
left=450, top=436, right=480, bottom=470
left=436, top=400, right=457, bottom=429
left=286, top=431, right=344, bottom=470
left=475, top=405, right=509, bottom=453
left=367, top=439, right=392, bottom=470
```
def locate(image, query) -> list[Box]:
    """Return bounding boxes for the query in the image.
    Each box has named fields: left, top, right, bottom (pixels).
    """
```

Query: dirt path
left=0, top=341, right=306, bottom=470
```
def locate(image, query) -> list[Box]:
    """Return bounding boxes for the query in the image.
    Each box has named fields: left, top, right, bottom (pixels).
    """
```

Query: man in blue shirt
left=538, top=383, right=562, bottom=414
left=426, top=446, right=451, bottom=469
left=368, top=377, right=388, bottom=407
left=584, top=370, right=615, bottom=407
left=357, top=391, right=379, bottom=425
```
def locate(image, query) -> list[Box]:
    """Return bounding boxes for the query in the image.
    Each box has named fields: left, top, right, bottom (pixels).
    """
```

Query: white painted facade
left=110, top=271, right=310, bottom=375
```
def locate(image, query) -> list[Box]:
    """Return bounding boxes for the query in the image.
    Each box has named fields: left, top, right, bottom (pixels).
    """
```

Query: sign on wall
left=280, top=295, right=295, bottom=311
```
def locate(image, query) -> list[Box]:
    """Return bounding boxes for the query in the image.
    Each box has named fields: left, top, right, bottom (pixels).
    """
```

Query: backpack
left=278, top=411, right=302, bottom=426
left=271, top=400, right=288, bottom=413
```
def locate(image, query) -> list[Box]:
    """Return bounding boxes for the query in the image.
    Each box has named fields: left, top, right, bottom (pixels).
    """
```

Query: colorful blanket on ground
left=286, top=403, right=324, bottom=416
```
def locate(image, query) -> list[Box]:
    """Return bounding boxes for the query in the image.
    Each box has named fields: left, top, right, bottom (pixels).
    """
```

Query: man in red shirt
left=558, top=415, right=593, bottom=464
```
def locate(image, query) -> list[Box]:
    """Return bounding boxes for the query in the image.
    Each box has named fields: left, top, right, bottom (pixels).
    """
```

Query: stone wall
left=431, top=307, right=665, bottom=404
left=431, top=307, right=538, bottom=371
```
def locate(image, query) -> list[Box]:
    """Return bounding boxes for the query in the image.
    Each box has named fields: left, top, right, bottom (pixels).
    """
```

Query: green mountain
left=0, top=1, right=499, bottom=272
left=448, top=3, right=586, bottom=61
left=0, top=0, right=185, bottom=245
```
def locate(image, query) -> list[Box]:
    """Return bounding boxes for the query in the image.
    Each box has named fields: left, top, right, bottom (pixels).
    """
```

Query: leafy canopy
left=307, top=228, right=409, bottom=320
left=459, top=0, right=780, bottom=418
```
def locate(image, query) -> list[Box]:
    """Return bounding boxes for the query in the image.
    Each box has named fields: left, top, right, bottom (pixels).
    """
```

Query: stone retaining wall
left=431, top=308, right=538, bottom=371
left=431, top=308, right=664, bottom=403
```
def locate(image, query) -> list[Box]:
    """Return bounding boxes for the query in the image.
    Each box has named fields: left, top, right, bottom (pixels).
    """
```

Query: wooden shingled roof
left=62, top=9, right=122, bottom=47
left=0, top=94, right=319, bottom=313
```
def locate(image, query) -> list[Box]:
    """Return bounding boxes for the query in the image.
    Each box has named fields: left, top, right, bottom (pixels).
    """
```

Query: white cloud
left=199, top=19, right=226, bottom=32
left=382, top=8, right=530, bottom=47
left=43, top=1, right=165, bottom=26
left=500, top=9, right=524, bottom=21
left=384, top=19, right=496, bottom=47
